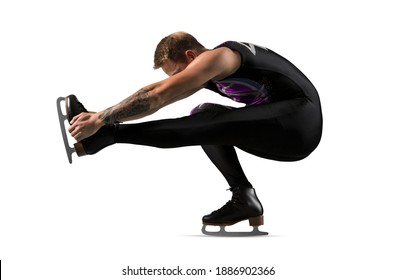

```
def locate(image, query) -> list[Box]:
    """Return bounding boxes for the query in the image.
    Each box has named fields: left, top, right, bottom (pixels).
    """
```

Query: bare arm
left=69, top=47, right=240, bottom=141
left=98, top=88, right=153, bottom=125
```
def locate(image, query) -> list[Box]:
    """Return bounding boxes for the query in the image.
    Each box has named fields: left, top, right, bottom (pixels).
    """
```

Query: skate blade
left=57, top=97, right=75, bottom=164
left=201, top=224, right=268, bottom=237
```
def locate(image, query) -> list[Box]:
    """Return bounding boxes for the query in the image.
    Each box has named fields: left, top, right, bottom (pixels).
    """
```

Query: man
left=64, top=31, right=323, bottom=235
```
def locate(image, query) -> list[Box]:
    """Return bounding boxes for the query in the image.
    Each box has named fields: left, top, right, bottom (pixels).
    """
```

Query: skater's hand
left=68, top=112, right=104, bottom=142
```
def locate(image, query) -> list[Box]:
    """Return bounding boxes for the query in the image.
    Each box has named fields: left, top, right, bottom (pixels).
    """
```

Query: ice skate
left=56, top=95, right=88, bottom=163
left=201, top=187, right=268, bottom=236
left=57, top=95, right=117, bottom=163
left=65, top=94, right=88, bottom=123
left=72, top=123, right=117, bottom=157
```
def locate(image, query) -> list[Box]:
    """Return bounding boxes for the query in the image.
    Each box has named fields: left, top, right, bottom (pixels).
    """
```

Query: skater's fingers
left=73, top=129, right=93, bottom=142
left=70, top=112, right=84, bottom=125
left=69, top=114, right=87, bottom=133
left=74, top=132, right=83, bottom=142
left=70, top=127, right=84, bottom=142
left=70, top=114, right=79, bottom=125
left=68, top=112, right=99, bottom=142
left=68, top=122, right=77, bottom=134
left=69, top=123, right=85, bottom=138
left=69, top=126, right=79, bottom=137
left=70, top=112, right=92, bottom=124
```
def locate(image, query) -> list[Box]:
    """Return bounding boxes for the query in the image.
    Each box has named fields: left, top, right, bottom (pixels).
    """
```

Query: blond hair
left=153, top=32, right=206, bottom=69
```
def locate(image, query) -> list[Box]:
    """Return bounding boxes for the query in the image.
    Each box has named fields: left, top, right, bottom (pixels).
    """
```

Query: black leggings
left=114, top=95, right=322, bottom=188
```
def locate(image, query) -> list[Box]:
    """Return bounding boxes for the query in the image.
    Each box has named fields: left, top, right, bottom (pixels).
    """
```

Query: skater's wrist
left=94, top=112, right=106, bottom=127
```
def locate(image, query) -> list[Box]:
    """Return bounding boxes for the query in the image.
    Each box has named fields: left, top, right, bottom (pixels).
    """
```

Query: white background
left=1, top=0, right=394, bottom=279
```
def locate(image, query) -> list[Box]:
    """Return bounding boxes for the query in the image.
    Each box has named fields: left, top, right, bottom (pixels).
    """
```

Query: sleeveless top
left=205, top=41, right=315, bottom=106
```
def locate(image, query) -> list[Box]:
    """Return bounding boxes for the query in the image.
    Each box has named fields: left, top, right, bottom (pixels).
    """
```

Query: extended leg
left=76, top=97, right=320, bottom=161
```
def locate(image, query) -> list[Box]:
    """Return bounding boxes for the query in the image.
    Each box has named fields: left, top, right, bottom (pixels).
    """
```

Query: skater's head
left=153, top=31, right=207, bottom=76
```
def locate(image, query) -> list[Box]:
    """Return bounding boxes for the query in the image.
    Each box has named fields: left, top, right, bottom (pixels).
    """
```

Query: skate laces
left=228, top=187, right=242, bottom=203
left=212, top=188, right=241, bottom=214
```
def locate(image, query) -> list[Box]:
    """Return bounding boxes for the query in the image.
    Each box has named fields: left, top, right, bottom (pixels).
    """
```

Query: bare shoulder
left=187, top=47, right=241, bottom=81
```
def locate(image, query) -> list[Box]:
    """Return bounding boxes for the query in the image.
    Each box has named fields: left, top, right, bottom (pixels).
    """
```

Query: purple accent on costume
left=190, top=105, right=200, bottom=115
left=213, top=78, right=269, bottom=106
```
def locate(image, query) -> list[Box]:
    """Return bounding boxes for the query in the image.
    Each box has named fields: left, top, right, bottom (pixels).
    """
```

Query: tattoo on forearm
left=99, top=89, right=150, bottom=124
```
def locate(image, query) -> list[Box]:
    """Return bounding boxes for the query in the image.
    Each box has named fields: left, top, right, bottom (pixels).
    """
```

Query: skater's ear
left=185, top=50, right=198, bottom=63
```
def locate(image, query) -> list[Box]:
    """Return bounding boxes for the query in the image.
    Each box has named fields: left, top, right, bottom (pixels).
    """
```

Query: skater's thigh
left=217, top=97, right=311, bottom=123
left=233, top=98, right=322, bottom=161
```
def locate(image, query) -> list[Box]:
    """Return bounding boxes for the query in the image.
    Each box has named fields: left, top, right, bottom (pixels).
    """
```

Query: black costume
left=72, top=41, right=323, bottom=230
left=114, top=41, right=323, bottom=188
